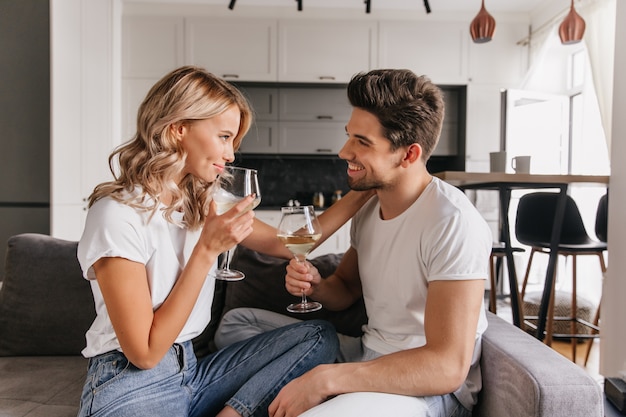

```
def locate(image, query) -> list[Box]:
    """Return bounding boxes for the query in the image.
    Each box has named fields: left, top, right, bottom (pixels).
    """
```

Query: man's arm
left=269, top=278, right=485, bottom=416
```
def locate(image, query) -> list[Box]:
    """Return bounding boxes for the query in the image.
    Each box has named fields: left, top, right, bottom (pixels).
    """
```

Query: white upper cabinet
left=378, top=21, right=469, bottom=85
left=278, top=20, right=377, bottom=83
left=122, top=15, right=184, bottom=78
left=468, top=21, right=528, bottom=84
left=186, top=18, right=277, bottom=82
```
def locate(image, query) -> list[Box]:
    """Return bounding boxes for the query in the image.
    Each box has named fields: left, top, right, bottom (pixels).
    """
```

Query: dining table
left=434, top=171, right=610, bottom=340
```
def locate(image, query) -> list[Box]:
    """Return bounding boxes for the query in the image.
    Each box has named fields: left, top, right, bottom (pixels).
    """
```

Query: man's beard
left=347, top=175, right=385, bottom=192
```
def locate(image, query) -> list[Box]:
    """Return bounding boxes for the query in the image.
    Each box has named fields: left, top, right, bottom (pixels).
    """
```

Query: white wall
left=600, top=0, right=626, bottom=377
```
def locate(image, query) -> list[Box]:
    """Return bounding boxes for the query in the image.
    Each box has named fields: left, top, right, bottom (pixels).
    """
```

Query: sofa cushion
left=221, top=246, right=367, bottom=337
left=0, top=233, right=95, bottom=356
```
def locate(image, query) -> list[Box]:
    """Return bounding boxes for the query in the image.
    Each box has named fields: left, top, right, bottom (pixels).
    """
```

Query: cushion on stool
left=522, top=290, right=597, bottom=339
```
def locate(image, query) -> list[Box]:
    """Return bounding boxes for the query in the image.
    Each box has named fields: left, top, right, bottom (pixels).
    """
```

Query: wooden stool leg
left=584, top=252, right=607, bottom=366
left=521, top=249, right=536, bottom=300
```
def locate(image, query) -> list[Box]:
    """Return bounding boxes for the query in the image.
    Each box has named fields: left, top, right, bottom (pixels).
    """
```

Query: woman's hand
left=285, top=258, right=321, bottom=298
left=198, top=194, right=256, bottom=257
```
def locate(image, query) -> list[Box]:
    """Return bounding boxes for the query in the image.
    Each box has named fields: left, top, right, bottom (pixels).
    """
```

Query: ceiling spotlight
left=559, top=0, right=586, bottom=44
left=228, top=0, right=235, bottom=10
left=296, top=0, right=302, bottom=11
left=365, top=0, right=371, bottom=14
left=423, top=0, right=431, bottom=14
left=470, top=0, right=496, bottom=43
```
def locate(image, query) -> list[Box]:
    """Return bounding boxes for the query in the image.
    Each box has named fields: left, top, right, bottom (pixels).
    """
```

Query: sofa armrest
left=474, top=312, right=602, bottom=417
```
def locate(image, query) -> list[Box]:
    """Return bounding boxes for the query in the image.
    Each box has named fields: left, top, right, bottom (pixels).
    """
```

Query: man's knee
left=215, top=308, right=301, bottom=349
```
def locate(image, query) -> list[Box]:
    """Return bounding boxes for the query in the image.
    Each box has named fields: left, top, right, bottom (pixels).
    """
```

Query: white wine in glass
left=277, top=205, right=323, bottom=313
left=211, top=166, right=261, bottom=281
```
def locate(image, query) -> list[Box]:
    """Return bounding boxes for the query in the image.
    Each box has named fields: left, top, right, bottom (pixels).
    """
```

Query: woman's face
left=178, top=105, right=241, bottom=183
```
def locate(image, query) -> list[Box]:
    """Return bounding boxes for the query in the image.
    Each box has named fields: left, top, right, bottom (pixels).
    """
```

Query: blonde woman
left=77, top=66, right=369, bottom=417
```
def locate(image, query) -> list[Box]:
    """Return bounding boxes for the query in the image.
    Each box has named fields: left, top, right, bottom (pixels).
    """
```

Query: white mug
left=511, top=155, right=531, bottom=174
left=489, top=151, right=507, bottom=173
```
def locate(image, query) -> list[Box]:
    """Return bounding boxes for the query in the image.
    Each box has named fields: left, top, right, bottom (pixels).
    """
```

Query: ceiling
left=126, top=0, right=552, bottom=15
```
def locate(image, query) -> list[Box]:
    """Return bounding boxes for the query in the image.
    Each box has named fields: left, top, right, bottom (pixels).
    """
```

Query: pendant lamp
left=470, top=0, right=496, bottom=43
left=559, top=0, right=586, bottom=45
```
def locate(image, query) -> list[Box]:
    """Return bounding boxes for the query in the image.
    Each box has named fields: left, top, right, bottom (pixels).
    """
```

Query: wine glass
left=277, top=205, right=323, bottom=313
left=211, top=166, right=261, bottom=281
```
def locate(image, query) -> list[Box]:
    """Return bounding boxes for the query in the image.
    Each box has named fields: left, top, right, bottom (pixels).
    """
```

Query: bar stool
left=488, top=243, right=524, bottom=314
left=515, top=192, right=607, bottom=363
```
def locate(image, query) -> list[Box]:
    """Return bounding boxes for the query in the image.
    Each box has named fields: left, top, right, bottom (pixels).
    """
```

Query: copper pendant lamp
left=559, top=0, right=586, bottom=45
left=470, top=0, right=496, bottom=43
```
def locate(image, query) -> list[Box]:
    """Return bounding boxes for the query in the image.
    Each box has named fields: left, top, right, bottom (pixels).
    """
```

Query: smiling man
left=217, top=69, right=493, bottom=417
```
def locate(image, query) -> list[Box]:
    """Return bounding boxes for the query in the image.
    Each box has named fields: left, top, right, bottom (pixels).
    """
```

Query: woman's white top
left=77, top=194, right=216, bottom=358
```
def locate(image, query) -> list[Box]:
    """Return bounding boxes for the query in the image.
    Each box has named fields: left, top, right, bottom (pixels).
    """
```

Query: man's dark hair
left=347, top=69, right=445, bottom=159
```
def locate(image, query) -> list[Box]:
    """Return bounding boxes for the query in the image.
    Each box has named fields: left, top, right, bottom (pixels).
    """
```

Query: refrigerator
left=0, top=1, right=51, bottom=275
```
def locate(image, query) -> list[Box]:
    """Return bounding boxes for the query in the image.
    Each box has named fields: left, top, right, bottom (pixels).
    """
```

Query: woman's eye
left=220, top=135, right=230, bottom=142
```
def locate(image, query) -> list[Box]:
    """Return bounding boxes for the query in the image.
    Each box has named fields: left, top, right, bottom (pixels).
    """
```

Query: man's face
left=338, top=108, right=405, bottom=192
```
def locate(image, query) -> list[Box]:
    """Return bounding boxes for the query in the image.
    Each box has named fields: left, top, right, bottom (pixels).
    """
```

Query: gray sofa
left=0, top=234, right=603, bottom=417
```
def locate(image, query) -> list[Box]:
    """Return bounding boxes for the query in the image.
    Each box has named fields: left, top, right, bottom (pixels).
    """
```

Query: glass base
left=212, top=269, right=245, bottom=282
left=287, top=301, right=322, bottom=313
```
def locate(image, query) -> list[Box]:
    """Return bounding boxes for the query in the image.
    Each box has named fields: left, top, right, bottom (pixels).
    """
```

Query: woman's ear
left=170, top=122, right=186, bottom=142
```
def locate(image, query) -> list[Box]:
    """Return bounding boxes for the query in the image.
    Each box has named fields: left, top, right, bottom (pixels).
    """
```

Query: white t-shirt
left=77, top=194, right=216, bottom=358
left=351, top=176, right=492, bottom=407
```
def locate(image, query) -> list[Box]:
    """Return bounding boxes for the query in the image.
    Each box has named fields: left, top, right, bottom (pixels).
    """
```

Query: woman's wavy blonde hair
left=88, top=66, right=253, bottom=229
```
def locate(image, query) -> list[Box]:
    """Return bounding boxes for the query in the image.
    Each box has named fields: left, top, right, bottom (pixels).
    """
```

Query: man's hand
left=268, top=365, right=333, bottom=417
left=285, top=258, right=322, bottom=298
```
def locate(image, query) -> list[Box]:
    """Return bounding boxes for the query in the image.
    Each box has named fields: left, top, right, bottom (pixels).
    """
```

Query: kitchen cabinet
left=378, top=21, right=469, bottom=85
left=468, top=21, right=528, bottom=85
left=278, top=88, right=351, bottom=121
left=256, top=210, right=350, bottom=257
left=278, top=122, right=346, bottom=155
left=185, top=18, right=278, bottom=82
left=239, top=121, right=279, bottom=154
left=278, top=20, right=377, bottom=83
left=238, top=86, right=349, bottom=155
left=122, top=15, right=184, bottom=79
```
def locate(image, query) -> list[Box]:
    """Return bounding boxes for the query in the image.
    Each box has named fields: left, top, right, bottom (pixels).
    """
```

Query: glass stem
left=223, top=247, right=233, bottom=271
left=296, top=255, right=308, bottom=304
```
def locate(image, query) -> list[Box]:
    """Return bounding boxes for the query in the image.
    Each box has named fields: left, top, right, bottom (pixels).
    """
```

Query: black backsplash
left=234, top=155, right=350, bottom=208
left=233, top=154, right=464, bottom=209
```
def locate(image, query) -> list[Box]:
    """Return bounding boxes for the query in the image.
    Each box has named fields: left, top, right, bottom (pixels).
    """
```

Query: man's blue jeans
left=78, top=319, right=338, bottom=417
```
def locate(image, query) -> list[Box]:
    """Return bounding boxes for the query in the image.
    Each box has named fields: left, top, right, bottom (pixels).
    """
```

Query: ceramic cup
left=489, top=151, right=507, bottom=172
left=511, top=155, right=531, bottom=174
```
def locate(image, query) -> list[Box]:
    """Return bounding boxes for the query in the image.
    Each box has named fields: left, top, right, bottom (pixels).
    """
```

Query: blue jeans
left=78, top=320, right=338, bottom=417
left=217, top=308, right=473, bottom=417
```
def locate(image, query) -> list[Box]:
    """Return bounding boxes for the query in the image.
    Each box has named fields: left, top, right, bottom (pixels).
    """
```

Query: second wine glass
left=211, top=166, right=261, bottom=281
left=277, top=205, right=323, bottom=313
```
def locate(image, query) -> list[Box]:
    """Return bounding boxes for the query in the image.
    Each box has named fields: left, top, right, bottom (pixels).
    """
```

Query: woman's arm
left=94, top=196, right=256, bottom=369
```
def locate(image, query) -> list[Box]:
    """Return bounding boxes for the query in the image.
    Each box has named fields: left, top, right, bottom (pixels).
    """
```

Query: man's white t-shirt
left=351, top=176, right=492, bottom=408
left=77, top=194, right=216, bottom=358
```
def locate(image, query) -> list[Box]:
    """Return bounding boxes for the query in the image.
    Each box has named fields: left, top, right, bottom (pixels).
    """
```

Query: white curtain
left=579, top=0, right=616, bottom=151
left=521, top=0, right=615, bottom=153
